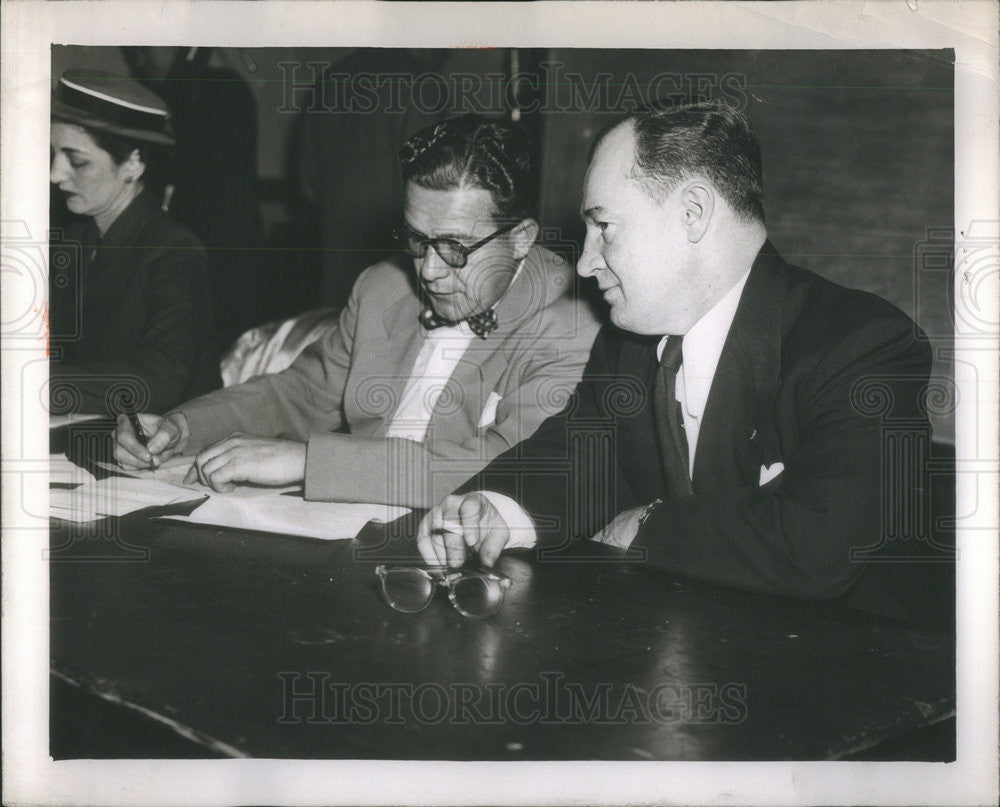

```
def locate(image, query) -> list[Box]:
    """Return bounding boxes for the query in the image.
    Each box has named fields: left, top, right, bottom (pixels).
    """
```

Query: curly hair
left=399, top=114, right=536, bottom=221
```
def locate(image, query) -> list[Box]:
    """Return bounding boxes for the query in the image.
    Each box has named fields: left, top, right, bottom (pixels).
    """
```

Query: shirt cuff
left=479, top=491, right=537, bottom=549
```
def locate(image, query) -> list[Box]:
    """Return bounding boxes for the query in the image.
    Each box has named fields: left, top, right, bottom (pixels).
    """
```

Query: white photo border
left=2, top=1, right=997, bottom=805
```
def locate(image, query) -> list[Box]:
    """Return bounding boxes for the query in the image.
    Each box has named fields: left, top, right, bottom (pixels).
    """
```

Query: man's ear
left=120, top=149, right=147, bottom=183
left=679, top=182, right=713, bottom=243
left=511, top=218, right=540, bottom=260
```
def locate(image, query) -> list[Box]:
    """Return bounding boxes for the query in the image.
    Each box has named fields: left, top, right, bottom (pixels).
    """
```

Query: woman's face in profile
left=50, top=122, right=135, bottom=223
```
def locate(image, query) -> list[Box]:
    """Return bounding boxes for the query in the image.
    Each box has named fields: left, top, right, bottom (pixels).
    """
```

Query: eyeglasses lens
left=396, top=231, right=467, bottom=269
left=381, top=568, right=434, bottom=613
left=433, top=241, right=466, bottom=268
left=451, top=576, right=505, bottom=619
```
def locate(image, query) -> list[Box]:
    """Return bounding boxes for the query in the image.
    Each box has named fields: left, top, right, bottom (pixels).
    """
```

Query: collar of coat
left=97, top=186, right=160, bottom=248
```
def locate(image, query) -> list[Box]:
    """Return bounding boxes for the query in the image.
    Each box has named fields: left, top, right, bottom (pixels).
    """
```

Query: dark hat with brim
left=51, top=68, right=175, bottom=146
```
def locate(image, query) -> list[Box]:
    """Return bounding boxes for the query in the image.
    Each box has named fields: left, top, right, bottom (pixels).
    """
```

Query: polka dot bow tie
left=419, top=307, right=499, bottom=339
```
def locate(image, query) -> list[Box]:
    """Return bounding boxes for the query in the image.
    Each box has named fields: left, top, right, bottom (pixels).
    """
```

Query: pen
left=127, top=412, right=149, bottom=447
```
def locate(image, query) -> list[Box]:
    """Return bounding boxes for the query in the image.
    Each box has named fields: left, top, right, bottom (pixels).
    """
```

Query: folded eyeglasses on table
left=375, top=563, right=513, bottom=620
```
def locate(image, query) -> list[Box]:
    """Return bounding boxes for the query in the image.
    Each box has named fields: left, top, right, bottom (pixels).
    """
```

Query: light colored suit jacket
left=173, top=245, right=600, bottom=507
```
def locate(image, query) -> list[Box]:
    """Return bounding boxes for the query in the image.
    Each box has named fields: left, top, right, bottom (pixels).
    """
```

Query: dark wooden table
left=50, top=511, right=955, bottom=761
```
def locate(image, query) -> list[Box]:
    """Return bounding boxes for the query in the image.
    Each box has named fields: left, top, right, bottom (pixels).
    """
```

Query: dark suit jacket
left=49, top=188, right=221, bottom=415
left=463, top=243, right=936, bottom=613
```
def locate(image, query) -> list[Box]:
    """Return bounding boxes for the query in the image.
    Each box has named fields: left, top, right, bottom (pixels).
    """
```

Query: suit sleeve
left=170, top=270, right=360, bottom=452
left=456, top=326, right=640, bottom=538
left=633, top=316, right=933, bottom=599
left=303, top=306, right=601, bottom=507
left=49, top=243, right=214, bottom=414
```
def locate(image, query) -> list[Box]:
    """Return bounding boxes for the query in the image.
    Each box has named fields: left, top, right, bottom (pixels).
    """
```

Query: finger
left=436, top=494, right=471, bottom=546
left=113, top=438, right=148, bottom=470
left=441, top=529, right=467, bottom=569
left=457, top=494, right=486, bottom=551
left=191, top=441, right=233, bottom=487
left=145, top=420, right=177, bottom=456
left=478, top=524, right=510, bottom=567
left=425, top=505, right=451, bottom=566
left=149, top=442, right=181, bottom=469
left=194, top=452, right=216, bottom=489
left=478, top=501, right=511, bottom=567
left=200, top=453, right=239, bottom=493
left=114, top=415, right=152, bottom=466
left=429, top=497, right=465, bottom=567
left=415, top=511, right=442, bottom=566
left=182, top=463, right=198, bottom=485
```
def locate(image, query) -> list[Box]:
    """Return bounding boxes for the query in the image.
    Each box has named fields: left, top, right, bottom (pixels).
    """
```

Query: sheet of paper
left=48, top=413, right=106, bottom=429
left=49, top=476, right=207, bottom=522
left=49, top=453, right=98, bottom=487
left=159, top=494, right=410, bottom=541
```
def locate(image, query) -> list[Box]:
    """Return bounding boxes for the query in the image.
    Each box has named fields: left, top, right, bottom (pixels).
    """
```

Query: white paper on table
left=49, top=476, right=207, bottom=523
left=49, top=413, right=106, bottom=429
left=49, top=454, right=98, bottom=487
left=158, top=494, right=410, bottom=541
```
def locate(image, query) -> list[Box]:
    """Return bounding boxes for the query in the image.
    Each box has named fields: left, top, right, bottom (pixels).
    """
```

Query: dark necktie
left=653, top=336, right=693, bottom=497
left=419, top=306, right=498, bottom=340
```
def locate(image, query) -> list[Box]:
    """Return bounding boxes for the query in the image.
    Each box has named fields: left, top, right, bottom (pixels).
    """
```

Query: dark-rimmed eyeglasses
left=375, top=564, right=513, bottom=619
left=392, top=220, right=519, bottom=269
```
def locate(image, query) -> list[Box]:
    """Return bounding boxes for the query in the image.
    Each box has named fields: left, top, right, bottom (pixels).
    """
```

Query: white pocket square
left=759, top=462, right=785, bottom=486
left=478, top=391, right=503, bottom=428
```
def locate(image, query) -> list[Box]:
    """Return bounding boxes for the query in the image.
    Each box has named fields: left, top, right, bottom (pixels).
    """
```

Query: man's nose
left=576, top=232, right=604, bottom=278
left=418, top=247, right=452, bottom=283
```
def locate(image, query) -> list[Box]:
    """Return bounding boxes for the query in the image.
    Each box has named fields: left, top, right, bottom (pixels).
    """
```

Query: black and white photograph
left=2, top=2, right=997, bottom=805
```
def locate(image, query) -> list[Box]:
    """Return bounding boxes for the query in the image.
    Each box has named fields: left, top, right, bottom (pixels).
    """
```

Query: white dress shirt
left=658, top=268, right=751, bottom=477
left=385, top=321, right=476, bottom=442
left=385, top=263, right=524, bottom=443
left=484, top=269, right=752, bottom=546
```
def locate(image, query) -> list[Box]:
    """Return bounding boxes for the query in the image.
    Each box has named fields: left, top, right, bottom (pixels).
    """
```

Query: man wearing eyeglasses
left=113, top=115, right=600, bottom=508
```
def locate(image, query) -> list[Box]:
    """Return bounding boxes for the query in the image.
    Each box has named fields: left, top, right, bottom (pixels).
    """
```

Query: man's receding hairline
left=620, top=116, right=721, bottom=205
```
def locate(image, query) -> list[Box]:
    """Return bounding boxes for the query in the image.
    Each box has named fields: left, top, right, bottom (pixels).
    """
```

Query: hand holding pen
left=127, top=412, right=148, bottom=447
left=113, top=412, right=190, bottom=470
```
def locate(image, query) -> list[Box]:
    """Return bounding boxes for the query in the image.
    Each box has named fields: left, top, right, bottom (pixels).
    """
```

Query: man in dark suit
left=416, top=102, right=933, bottom=606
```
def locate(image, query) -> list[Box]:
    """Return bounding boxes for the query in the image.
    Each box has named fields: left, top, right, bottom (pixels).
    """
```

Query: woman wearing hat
left=49, top=69, right=221, bottom=417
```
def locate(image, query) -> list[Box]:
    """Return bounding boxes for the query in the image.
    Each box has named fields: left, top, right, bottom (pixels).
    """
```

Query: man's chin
left=608, top=307, right=633, bottom=331
left=428, top=303, right=464, bottom=323
left=609, top=307, right=661, bottom=336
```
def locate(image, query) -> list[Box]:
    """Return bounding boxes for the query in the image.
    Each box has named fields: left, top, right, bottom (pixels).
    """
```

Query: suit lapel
left=427, top=246, right=569, bottom=432
left=490, top=245, right=566, bottom=341
left=614, top=332, right=668, bottom=501
left=379, top=281, right=425, bottom=411
left=692, top=243, right=786, bottom=493
left=84, top=190, right=157, bottom=297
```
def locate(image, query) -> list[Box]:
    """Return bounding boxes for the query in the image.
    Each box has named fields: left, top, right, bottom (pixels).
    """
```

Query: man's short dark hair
left=616, top=102, right=765, bottom=223
left=399, top=114, right=536, bottom=221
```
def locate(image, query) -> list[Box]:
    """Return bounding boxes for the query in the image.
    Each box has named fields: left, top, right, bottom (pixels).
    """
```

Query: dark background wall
left=537, top=49, right=953, bottom=339
left=50, top=46, right=954, bottom=441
